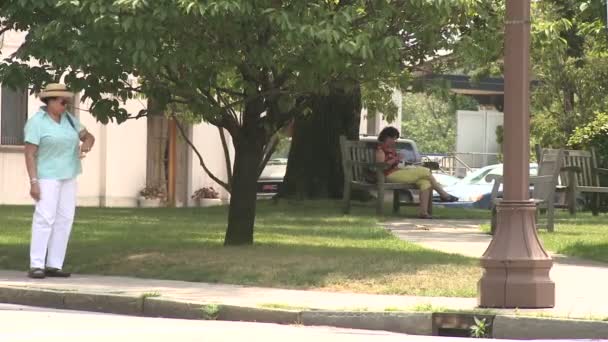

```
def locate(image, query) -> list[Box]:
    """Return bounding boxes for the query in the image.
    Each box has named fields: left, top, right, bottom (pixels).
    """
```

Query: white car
left=435, top=164, right=538, bottom=209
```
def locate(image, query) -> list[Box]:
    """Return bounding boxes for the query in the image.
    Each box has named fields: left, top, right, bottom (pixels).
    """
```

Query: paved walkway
left=385, top=219, right=608, bottom=319
left=0, top=270, right=475, bottom=312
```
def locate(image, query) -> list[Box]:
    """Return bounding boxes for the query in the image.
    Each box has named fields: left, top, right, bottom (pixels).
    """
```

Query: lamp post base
left=478, top=200, right=555, bottom=308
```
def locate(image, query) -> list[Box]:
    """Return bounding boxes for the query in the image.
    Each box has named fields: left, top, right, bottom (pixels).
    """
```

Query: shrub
left=191, top=187, right=220, bottom=200
left=569, top=112, right=608, bottom=167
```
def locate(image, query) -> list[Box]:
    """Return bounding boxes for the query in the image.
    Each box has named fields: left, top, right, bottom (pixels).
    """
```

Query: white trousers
left=30, top=179, right=77, bottom=269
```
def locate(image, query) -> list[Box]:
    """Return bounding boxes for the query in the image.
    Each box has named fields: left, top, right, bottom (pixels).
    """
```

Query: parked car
left=434, top=164, right=539, bottom=209
left=432, top=172, right=460, bottom=187
left=257, top=158, right=288, bottom=198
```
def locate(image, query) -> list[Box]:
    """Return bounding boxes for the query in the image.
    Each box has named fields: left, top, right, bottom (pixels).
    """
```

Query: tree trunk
left=281, top=84, right=361, bottom=199
left=224, top=134, right=264, bottom=245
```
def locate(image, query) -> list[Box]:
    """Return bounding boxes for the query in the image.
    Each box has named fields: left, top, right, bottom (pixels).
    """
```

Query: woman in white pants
left=23, top=83, right=95, bottom=279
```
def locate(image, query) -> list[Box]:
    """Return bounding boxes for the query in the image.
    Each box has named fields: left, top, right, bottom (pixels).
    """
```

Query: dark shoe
left=45, top=268, right=71, bottom=278
left=28, top=268, right=45, bottom=279
left=417, top=214, right=433, bottom=219
left=440, top=195, right=459, bottom=203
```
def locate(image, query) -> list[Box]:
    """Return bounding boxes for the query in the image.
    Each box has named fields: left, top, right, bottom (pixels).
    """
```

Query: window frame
left=0, top=84, right=29, bottom=149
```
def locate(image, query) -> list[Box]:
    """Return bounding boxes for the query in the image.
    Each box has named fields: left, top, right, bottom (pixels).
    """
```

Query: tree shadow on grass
left=0, top=237, right=480, bottom=297
left=0, top=202, right=481, bottom=297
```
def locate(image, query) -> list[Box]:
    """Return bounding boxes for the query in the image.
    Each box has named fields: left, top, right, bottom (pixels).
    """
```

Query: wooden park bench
left=340, top=136, right=432, bottom=216
left=489, top=148, right=565, bottom=233
left=561, top=148, right=608, bottom=216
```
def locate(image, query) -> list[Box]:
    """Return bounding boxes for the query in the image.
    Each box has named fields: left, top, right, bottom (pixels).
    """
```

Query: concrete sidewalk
left=2, top=270, right=608, bottom=340
left=0, top=270, right=475, bottom=312
left=385, top=219, right=608, bottom=319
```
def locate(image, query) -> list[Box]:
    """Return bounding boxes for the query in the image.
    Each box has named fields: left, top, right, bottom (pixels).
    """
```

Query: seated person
left=375, top=126, right=458, bottom=219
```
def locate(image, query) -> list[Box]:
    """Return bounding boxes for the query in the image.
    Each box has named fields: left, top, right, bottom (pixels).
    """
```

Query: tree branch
left=258, top=132, right=280, bottom=178
left=0, top=26, right=10, bottom=37
left=172, top=115, right=231, bottom=192
left=125, top=109, right=149, bottom=120
left=119, top=82, right=144, bottom=94
left=214, top=87, right=240, bottom=127
left=159, top=70, right=235, bottom=132
left=216, top=86, right=245, bottom=97
left=218, top=127, right=233, bottom=184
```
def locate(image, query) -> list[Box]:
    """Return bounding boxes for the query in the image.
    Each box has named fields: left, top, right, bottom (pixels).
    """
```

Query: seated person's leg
left=387, top=169, right=433, bottom=218
left=429, top=174, right=458, bottom=202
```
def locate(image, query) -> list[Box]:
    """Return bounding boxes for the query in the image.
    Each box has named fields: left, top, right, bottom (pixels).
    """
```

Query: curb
left=493, top=315, right=608, bottom=340
left=1, top=285, right=608, bottom=339
left=301, top=311, right=431, bottom=335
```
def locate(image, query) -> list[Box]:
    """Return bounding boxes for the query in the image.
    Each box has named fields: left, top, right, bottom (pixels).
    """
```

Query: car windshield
left=460, top=165, right=500, bottom=185
left=459, top=164, right=539, bottom=185
left=268, top=138, right=291, bottom=162
left=267, top=158, right=287, bottom=165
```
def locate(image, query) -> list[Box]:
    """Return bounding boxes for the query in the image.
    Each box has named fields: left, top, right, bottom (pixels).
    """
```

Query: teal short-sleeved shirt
left=24, top=107, right=84, bottom=180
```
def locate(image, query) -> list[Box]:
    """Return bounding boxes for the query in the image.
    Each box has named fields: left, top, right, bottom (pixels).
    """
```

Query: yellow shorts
left=386, top=166, right=432, bottom=191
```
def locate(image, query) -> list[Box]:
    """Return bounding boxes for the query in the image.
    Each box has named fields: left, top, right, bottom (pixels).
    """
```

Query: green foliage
left=402, top=88, right=478, bottom=153
left=0, top=0, right=483, bottom=126
left=200, top=304, right=220, bottom=320
left=530, top=1, right=608, bottom=148
left=452, top=0, right=608, bottom=150
left=0, top=0, right=494, bottom=242
left=569, top=112, right=608, bottom=166
left=495, top=125, right=504, bottom=162
left=470, top=317, right=491, bottom=338
left=532, top=55, right=608, bottom=148
left=272, top=136, right=291, bottom=160
left=452, top=0, right=505, bottom=79
left=495, top=125, right=503, bottom=146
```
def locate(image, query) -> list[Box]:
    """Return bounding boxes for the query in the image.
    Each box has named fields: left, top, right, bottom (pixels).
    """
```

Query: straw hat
left=38, top=83, right=74, bottom=99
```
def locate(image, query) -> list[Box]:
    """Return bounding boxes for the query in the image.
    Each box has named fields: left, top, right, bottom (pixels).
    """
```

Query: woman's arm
left=79, top=130, right=95, bottom=153
left=375, top=148, right=386, bottom=163
left=24, top=143, right=40, bottom=201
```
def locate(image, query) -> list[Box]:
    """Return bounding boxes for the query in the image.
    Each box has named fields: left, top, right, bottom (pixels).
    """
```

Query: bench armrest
left=346, top=160, right=389, bottom=169
left=486, top=174, right=553, bottom=185
left=529, top=175, right=554, bottom=185
left=561, top=166, right=582, bottom=173
left=401, top=161, right=440, bottom=170
left=422, top=161, right=439, bottom=170
left=485, top=174, right=503, bottom=183
left=595, top=168, right=608, bottom=175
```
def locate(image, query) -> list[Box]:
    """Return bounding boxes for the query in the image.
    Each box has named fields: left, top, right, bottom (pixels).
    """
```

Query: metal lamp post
left=478, top=0, right=555, bottom=308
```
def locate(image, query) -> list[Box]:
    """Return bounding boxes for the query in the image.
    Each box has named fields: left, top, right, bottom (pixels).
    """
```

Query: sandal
left=28, top=268, right=45, bottom=279
left=440, top=195, right=459, bottom=203
left=45, top=268, right=71, bottom=278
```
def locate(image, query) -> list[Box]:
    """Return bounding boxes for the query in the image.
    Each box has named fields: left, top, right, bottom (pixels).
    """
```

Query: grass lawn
left=0, top=201, right=486, bottom=298
left=481, top=212, right=608, bottom=263
left=539, top=213, right=608, bottom=263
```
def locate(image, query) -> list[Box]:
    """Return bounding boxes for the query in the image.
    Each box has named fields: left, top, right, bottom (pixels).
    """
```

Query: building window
left=0, top=85, right=28, bottom=145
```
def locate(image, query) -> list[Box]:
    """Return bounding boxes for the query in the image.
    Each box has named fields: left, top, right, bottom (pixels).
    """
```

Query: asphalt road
left=0, top=304, right=424, bottom=342
left=0, top=304, right=588, bottom=342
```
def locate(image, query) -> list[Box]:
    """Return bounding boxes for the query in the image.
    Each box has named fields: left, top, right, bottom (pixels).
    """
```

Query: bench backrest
left=340, top=136, right=375, bottom=183
left=561, top=148, right=600, bottom=187
left=533, top=148, right=564, bottom=201
left=489, top=148, right=564, bottom=204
